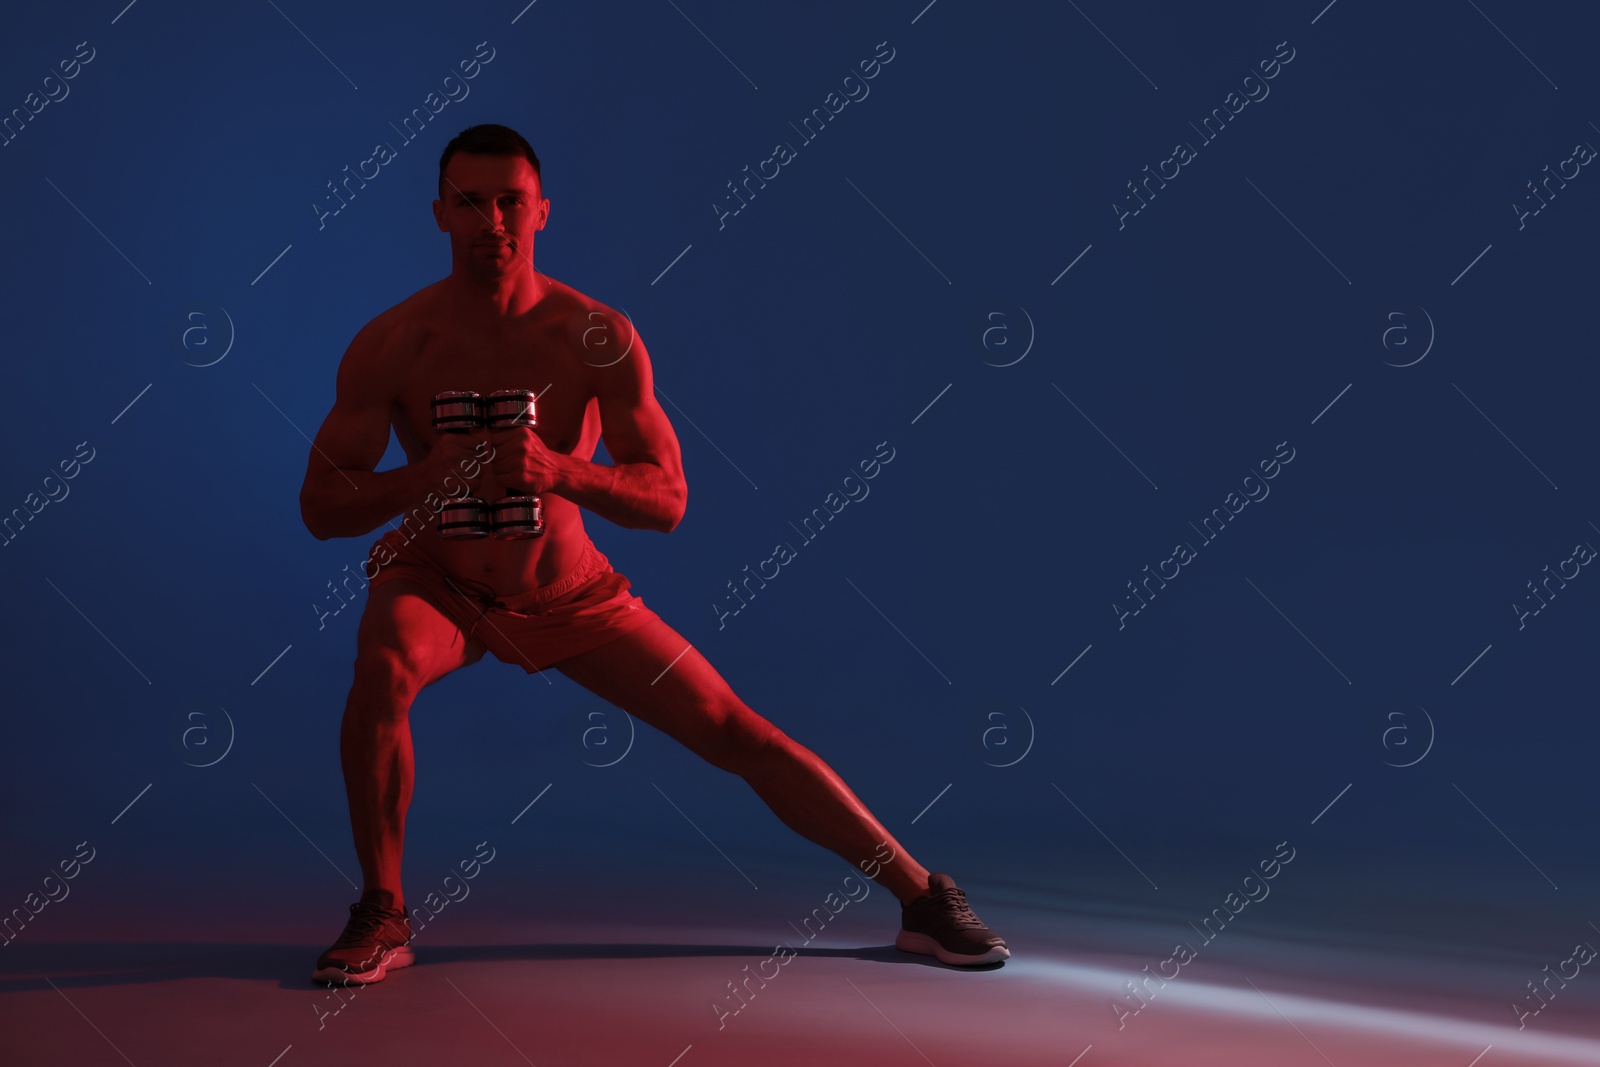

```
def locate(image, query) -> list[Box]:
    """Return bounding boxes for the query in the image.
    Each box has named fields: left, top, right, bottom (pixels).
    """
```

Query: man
left=297, top=124, right=1008, bottom=985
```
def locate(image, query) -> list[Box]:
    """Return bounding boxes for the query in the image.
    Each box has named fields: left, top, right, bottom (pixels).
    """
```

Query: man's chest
left=391, top=321, right=596, bottom=454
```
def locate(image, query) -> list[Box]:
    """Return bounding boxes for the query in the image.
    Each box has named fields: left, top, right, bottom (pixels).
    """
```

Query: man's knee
left=704, top=708, right=793, bottom=775
left=347, top=646, right=428, bottom=717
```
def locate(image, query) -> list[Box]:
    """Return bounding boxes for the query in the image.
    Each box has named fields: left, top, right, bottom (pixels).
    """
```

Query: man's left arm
left=490, top=317, right=687, bottom=532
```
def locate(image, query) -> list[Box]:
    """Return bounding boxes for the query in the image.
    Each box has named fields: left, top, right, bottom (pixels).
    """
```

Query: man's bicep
left=606, top=391, right=683, bottom=475
left=596, top=338, right=682, bottom=475
left=308, top=321, right=394, bottom=476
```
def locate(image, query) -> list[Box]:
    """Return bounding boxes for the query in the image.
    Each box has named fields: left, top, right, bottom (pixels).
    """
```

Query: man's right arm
left=298, top=318, right=434, bottom=541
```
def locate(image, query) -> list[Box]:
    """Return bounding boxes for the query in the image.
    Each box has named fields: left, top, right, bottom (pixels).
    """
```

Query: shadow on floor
left=0, top=939, right=995, bottom=992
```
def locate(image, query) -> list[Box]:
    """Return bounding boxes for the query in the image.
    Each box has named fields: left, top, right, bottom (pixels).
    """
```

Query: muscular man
left=298, top=124, right=1008, bottom=985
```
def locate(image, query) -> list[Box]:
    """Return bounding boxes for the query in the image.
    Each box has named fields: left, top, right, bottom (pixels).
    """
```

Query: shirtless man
left=297, top=124, right=1008, bottom=985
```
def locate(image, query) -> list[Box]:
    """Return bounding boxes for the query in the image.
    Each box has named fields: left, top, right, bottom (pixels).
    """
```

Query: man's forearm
left=554, top=456, right=684, bottom=532
left=302, top=464, right=428, bottom=541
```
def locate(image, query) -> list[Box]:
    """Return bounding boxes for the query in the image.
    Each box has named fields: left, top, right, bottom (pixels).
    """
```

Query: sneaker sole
left=311, top=944, right=415, bottom=985
left=895, top=930, right=1011, bottom=966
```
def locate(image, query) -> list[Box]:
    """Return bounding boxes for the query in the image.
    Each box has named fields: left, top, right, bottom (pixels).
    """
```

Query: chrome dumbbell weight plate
left=431, top=391, right=491, bottom=539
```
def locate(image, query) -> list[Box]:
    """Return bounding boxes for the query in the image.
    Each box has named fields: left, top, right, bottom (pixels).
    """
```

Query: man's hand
left=488, top=426, right=567, bottom=494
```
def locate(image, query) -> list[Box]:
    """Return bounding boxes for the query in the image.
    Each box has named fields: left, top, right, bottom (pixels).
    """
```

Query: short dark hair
left=438, top=124, right=542, bottom=198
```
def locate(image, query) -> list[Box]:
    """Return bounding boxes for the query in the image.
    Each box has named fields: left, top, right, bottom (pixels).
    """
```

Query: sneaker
left=311, top=901, right=415, bottom=985
left=895, top=873, right=1010, bottom=966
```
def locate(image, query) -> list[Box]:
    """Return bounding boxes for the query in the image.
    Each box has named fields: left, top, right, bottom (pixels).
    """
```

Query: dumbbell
left=430, top=390, right=545, bottom=539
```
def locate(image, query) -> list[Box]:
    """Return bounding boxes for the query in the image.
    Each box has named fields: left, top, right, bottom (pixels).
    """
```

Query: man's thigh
left=355, top=577, right=486, bottom=690
left=552, top=617, right=780, bottom=762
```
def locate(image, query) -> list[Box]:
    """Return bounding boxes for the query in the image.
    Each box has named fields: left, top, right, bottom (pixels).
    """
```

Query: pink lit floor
left=3, top=864, right=1596, bottom=1067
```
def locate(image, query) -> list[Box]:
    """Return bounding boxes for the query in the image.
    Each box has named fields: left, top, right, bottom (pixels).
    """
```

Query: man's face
left=432, top=152, right=548, bottom=274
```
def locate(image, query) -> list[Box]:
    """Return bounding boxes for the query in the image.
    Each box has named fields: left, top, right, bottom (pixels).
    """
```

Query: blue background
left=1, top=0, right=1596, bottom=973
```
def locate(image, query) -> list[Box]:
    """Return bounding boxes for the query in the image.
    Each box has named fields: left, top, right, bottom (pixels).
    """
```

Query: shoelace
left=932, top=886, right=984, bottom=929
left=334, top=903, right=404, bottom=947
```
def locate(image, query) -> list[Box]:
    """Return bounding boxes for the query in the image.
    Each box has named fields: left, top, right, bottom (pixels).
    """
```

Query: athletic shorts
left=363, top=528, right=661, bottom=674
